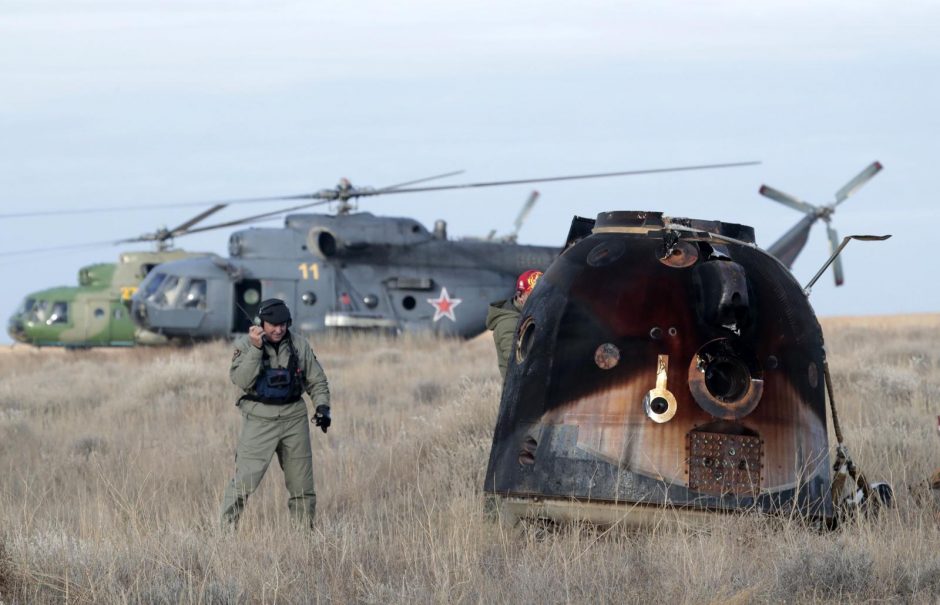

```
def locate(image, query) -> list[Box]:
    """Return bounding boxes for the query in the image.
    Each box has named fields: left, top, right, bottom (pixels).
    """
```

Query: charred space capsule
left=484, top=211, right=833, bottom=526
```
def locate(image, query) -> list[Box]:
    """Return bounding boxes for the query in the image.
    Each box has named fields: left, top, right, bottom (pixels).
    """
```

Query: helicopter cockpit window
left=46, top=301, right=69, bottom=325
left=142, top=273, right=167, bottom=301
left=182, top=279, right=207, bottom=310
left=27, top=300, right=49, bottom=323
left=148, top=275, right=184, bottom=307
left=16, top=298, right=36, bottom=315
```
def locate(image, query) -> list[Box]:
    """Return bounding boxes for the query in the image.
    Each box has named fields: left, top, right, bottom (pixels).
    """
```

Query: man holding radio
left=220, top=298, right=331, bottom=530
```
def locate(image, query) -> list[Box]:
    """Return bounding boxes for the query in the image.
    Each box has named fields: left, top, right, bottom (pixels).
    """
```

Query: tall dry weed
left=1, top=320, right=939, bottom=603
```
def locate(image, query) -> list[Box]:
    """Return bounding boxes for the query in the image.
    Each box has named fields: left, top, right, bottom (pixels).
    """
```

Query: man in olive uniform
left=220, top=298, right=331, bottom=530
left=485, top=270, right=542, bottom=379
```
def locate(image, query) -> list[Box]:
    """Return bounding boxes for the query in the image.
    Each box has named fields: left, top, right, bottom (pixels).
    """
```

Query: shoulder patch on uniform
left=232, top=348, right=242, bottom=361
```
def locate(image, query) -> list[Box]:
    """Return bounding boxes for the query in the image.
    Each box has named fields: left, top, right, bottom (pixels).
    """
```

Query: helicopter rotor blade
left=167, top=204, right=228, bottom=237
left=758, top=185, right=818, bottom=215
left=827, top=223, right=845, bottom=286
left=0, top=239, right=123, bottom=258
left=376, top=170, right=466, bottom=192
left=509, top=190, right=540, bottom=240
left=2, top=162, right=758, bottom=220
left=833, top=161, right=882, bottom=206
left=350, top=161, right=762, bottom=198
left=173, top=199, right=335, bottom=237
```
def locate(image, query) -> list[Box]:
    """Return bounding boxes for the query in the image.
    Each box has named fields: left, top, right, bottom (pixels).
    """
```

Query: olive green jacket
left=230, top=330, right=330, bottom=418
left=485, top=298, right=522, bottom=379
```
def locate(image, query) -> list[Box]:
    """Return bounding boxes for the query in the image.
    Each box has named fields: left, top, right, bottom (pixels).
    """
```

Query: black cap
left=258, top=298, right=291, bottom=325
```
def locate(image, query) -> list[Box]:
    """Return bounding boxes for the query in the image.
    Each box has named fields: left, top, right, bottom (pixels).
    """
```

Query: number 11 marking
left=298, top=263, right=320, bottom=280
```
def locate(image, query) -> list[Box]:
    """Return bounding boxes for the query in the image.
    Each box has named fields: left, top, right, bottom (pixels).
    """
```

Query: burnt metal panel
left=687, top=430, right=763, bottom=496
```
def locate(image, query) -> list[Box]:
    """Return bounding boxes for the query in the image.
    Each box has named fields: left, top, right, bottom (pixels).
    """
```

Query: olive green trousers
left=220, top=401, right=316, bottom=529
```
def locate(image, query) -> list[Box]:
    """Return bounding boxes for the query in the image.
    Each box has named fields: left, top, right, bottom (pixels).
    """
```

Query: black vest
left=248, top=335, right=305, bottom=405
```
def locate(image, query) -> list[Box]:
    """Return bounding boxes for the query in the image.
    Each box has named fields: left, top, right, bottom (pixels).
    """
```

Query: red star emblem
left=427, top=287, right=462, bottom=322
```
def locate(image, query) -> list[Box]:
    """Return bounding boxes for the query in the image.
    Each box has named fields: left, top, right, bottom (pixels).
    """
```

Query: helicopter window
left=182, top=279, right=207, bottom=310
left=113, top=308, right=124, bottom=319
left=17, top=298, right=36, bottom=315
left=363, top=294, right=379, bottom=309
left=301, top=291, right=317, bottom=306
left=142, top=273, right=167, bottom=301
left=47, top=301, right=69, bottom=325
left=94, top=308, right=105, bottom=318
left=29, top=300, right=49, bottom=323
left=402, top=296, right=416, bottom=311
left=155, top=275, right=183, bottom=307
left=243, top=288, right=260, bottom=305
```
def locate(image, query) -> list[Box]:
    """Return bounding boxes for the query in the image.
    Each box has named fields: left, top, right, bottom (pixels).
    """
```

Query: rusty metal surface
left=687, top=431, right=763, bottom=495
left=484, top=210, right=834, bottom=521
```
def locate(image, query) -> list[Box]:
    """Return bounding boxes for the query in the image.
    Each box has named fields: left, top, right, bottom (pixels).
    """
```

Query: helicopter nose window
left=153, top=275, right=181, bottom=307
left=46, top=301, right=69, bottom=325
left=142, top=273, right=167, bottom=301
left=16, top=298, right=35, bottom=315
left=28, top=300, right=49, bottom=323
left=182, top=279, right=207, bottom=310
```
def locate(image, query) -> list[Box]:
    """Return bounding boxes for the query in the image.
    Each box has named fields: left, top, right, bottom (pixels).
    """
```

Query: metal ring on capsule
left=688, top=338, right=763, bottom=420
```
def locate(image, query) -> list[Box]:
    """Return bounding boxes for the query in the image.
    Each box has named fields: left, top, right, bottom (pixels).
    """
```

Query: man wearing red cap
left=485, top=270, right=542, bottom=379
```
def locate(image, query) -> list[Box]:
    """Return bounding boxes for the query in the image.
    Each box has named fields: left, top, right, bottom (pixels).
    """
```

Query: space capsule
left=484, top=211, right=834, bottom=525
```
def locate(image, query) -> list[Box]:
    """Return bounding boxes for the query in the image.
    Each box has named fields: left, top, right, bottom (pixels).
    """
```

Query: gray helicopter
left=126, top=162, right=774, bottom=341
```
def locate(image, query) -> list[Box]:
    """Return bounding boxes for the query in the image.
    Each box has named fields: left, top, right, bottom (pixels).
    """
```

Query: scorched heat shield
left=484, top=211, right=834, bottom=524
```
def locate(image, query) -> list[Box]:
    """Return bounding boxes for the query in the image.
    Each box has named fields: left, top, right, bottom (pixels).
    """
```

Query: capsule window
left=515, top=317, right=536, bottom=364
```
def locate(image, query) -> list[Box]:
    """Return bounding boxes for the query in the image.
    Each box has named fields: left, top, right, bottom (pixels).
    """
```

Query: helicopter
left=3, top=206, right=240, bottom=347
left=126, top=162, right=769, bottom=341
left=483, top=209, right=892, bottom=527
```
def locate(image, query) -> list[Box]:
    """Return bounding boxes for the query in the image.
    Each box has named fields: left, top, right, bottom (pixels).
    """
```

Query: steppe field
left=1, top=315, right=939, bottom=604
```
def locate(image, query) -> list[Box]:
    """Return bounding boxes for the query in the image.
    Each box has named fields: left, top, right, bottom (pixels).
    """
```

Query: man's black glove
left=313, top=404, right=331, bottom=433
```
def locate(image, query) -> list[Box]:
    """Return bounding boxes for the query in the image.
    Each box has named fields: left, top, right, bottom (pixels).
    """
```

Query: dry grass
left=0, top=319, right=938, bottom=604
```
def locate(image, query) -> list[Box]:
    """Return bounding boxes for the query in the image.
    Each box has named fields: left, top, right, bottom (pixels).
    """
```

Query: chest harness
left=249, top=334, right=306, bottom=405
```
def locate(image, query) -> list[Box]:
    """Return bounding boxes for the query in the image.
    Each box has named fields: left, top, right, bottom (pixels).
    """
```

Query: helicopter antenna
left=803, top=234, right=891, bottom=295
left=762, top=161, right=882, bottom=286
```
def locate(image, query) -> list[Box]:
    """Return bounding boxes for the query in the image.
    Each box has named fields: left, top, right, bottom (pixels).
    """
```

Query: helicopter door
left=233, top=279, right=263, bottom=333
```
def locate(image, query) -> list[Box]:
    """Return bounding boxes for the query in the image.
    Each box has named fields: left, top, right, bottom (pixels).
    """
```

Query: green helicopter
left=4, top=206, right=229, bottom=347
left=7, top=249, right=209, bottom=347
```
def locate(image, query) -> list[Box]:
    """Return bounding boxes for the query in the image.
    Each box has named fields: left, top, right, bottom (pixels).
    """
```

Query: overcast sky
left=1, top=0, right=937, bottom=343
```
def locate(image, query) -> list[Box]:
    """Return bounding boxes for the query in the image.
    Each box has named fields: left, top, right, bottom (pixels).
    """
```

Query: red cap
left=516, top=270, right=543, bottom=294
